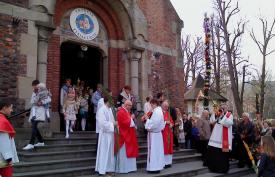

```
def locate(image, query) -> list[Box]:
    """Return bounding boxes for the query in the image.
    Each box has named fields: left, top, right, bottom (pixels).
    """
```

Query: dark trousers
left=29, top=120, right=44, bottom=145
left=200, top=139, right=209, bottom=165
left=185, top=139, right=191, bottom=149
left=59, top=112, right=65, bottom=131
left=91, top=113, right=96, bottom=131
left=173, top=131, right=179, bottom=148
left=235, top=134, right=252, bottom=168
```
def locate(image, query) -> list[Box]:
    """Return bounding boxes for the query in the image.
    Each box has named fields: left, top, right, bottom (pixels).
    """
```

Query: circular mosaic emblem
left=70, top=8, right=99, bottom=40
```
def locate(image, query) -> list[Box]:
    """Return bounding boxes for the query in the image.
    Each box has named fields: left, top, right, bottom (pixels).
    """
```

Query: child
left=257, top=136, right=275, bottom=177
left=191, top=116, right=200, bottom=151
left=79, top=90, right=89, bottom=131
left=178, top=116, right=185, bottom=149
left=0, top=99, right=19, bottom=177
left=63, top=87, right=78, bottom=138
left=30, top=83, right=51, bottom=122
left=175, top=108, right=185, bottom=149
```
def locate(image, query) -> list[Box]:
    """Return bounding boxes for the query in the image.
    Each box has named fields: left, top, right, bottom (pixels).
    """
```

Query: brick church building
left=0, top=0, right=185, bottom=131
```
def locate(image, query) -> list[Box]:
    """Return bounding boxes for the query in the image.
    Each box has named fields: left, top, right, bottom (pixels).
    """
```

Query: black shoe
left=164, top=165, right=172, bottom=168
left=147, top=170, right=160, bottom=174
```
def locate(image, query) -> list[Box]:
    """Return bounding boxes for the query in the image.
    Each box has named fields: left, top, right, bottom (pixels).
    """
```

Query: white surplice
left=145, top=106, right=166, bottom=171
left=95, top=104, right=115, bottom=175
left=116, top=118, right=137, bottom=173
left=95, top=98, right=104, bottom=133
left=0, top=133, right=19, bottom=168
left=208, top=112, right=233, bottom=150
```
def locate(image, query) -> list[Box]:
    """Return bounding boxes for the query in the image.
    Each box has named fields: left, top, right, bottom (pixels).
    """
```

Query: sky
left=170, top=0, right=275, bottom=79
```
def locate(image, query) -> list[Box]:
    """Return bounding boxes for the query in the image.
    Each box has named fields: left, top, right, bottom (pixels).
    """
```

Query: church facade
left=0, top=0, right=185, bottom=129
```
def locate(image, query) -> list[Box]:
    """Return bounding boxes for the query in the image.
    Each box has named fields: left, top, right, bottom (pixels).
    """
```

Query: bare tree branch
left=250, top=17, right=275, bottom=115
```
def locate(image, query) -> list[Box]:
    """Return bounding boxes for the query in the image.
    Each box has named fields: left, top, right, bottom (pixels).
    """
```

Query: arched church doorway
left=60, top=41, right=103, bottom=131
left=60, top=41, right=103, bottom=88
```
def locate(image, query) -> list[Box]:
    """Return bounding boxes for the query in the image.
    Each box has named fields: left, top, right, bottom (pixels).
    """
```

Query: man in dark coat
left=183, top=113, right=192, bottom=149
left=236, top=112, right=255, bottom=168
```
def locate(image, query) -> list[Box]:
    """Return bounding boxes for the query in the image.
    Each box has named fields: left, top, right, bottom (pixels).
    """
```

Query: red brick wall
left=48, top=0, right=125, bottom=111
left=138, top=0, right=185, bottom=109
left=137, top=0, right=181, bottom=49
left=47, top=34, right=60, bottom=111
left=0, top=13, right=28, bottom=112
left=149, top=54, right=184, bottom=109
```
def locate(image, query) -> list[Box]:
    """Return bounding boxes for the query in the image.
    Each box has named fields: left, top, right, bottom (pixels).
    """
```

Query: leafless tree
left=214, top=0, right=247, bottom=117
left=240, top=61, right=253, bottom=107
left=250, top=17, right=275, bottom=116
left=182, top=36, right=204, bottom=89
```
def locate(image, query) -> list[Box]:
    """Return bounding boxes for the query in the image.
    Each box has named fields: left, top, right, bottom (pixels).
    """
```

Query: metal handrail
left=9, top=108, right=31, bottom=119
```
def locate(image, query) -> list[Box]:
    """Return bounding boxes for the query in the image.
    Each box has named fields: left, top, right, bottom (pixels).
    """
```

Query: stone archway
left=48, top=0, right=127, bottom=111
left=42, top=0, right=149, bottom=112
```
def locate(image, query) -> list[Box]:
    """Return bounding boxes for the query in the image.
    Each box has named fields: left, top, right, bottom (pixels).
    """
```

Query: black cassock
left=206, top=146, right=230, bottom=173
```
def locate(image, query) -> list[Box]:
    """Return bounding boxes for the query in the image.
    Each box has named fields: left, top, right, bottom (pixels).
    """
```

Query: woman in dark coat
left=258, top=136, right=275, bottom=177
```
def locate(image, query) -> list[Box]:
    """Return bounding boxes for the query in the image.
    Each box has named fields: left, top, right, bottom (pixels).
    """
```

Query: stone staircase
left=13, top=131, right=255, bottom=177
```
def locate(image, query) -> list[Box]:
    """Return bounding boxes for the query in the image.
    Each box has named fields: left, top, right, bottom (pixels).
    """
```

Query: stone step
left=85, top=161, right=208, bottom=177
left=193, top=167, right=254, bottom=177
left=241, top=173, right=257, bottom=177
left=19, top=143, right=96, bottom=152
left=52, top=131, right=147, bottom=139
left=17, top=137, right=148, bottom=147
left=14, top=154, right=202, bottom=177
left=81, top=161, right=252, bottom=177
left=17, top=148, right=196, bottom=162
left=52, top=131, right=98, bottom=138
left=14, top=157, right=94, bottom=173
left=14, top=166, right=93, bottom=177
left=18, top=141, right=195, bottom=154
left=18, top=149, right=95, bottom=162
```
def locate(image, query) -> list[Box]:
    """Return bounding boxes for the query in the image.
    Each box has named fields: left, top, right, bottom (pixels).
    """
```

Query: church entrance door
left=60, top=41, right=103, bottom=131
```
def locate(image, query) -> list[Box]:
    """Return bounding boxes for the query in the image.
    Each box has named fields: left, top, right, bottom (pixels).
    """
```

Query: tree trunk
left=223, top=26, right=243, bottom=117
left=184, top=61, right=190, bottom=89
left=260, top=54, right=266, bottom=117
left=240, top=65, right=246, bottom=107
left=217, top=0, right=244, bottom=117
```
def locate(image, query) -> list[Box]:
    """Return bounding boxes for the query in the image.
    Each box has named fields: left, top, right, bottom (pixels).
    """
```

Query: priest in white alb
left=207, top=104, right=233, bottom=173
left=115, top=100, right=139, bottom=173
left=143, top=99, right=165, bottom=173
left=95, top=97, right=116, bottom=176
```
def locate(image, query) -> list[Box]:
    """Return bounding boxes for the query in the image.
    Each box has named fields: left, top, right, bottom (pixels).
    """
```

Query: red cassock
left=162, top=111, right=174, bottom=155
left=115, top=108, right=139, bottom=158
left=0, top=113, right=15, bottom=138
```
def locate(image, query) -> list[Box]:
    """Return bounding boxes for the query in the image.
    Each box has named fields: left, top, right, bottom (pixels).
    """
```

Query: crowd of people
left=95, top=89, right=275, bottom=177
left=1, top=79, right=275, bottom=177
